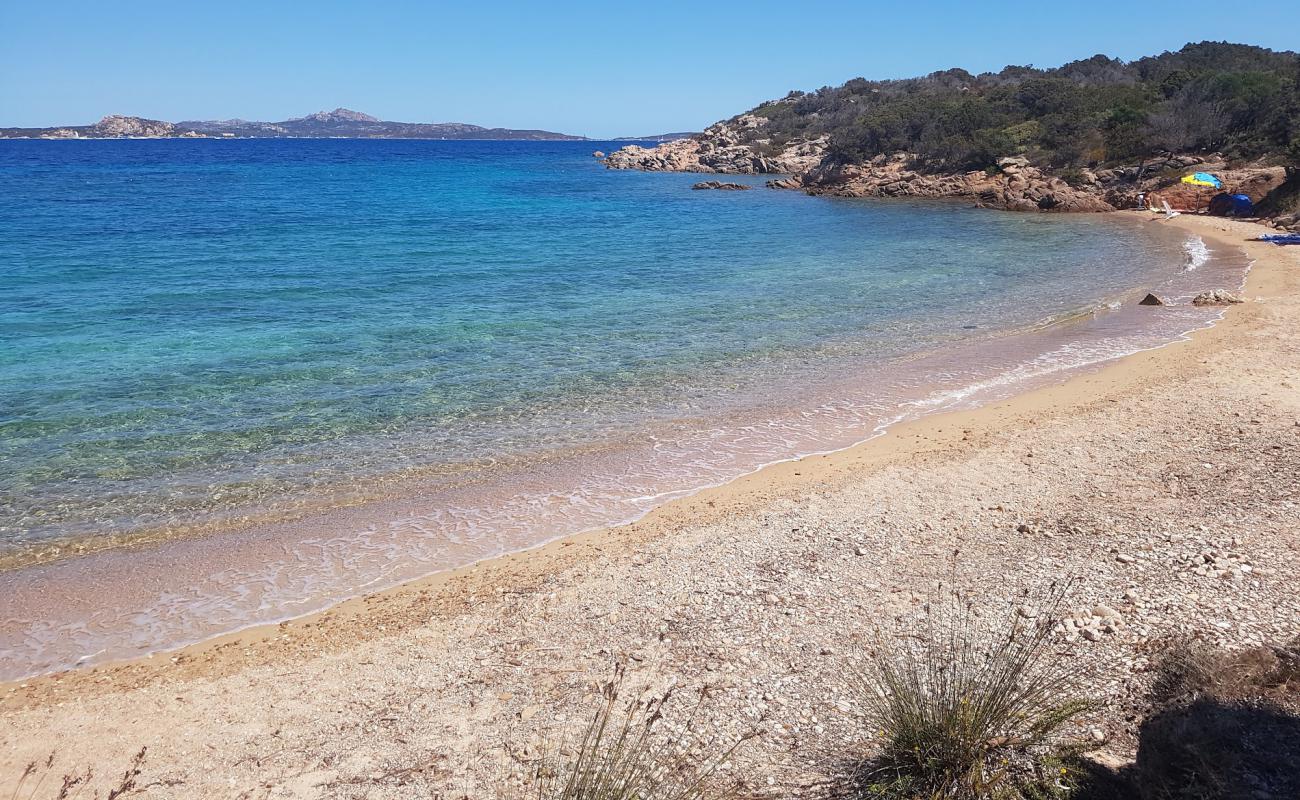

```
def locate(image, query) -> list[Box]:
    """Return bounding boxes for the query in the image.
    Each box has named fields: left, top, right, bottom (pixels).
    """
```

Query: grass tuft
left=529, top=666, right=759, bottom=800
left=845, top=587, right=1091, bottom=799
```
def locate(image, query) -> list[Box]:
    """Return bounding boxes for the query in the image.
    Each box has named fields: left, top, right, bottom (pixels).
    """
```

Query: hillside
left=606, top=42, right=1300, bottom=225
left=0, top=108, right=585, bottom=140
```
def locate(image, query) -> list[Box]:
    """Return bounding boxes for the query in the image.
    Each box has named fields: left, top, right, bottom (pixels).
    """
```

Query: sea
left=0, top=138, right=1251, bottom=679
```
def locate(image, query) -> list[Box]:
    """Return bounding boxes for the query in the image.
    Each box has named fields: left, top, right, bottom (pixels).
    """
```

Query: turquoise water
left=0, top=140, right=1250, bottom=677
left=2, top=139, right=1198, bottom=549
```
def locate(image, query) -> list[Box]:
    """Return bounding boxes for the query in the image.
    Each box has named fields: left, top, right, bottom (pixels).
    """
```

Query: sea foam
left=1183, top=236, right=1211, bottom=271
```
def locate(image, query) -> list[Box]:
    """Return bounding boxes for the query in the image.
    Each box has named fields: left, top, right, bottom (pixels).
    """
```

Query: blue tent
left=1207, top=193, right=1254, bottom=217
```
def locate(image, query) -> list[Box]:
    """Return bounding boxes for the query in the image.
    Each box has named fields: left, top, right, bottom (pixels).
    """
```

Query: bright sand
left=1, top=214, right=1297, bottom=798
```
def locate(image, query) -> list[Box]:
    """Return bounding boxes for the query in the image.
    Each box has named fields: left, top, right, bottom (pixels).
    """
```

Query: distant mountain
left=0, top=108, right=586, bottom=140
left=611, top=132, right=698, bottom=142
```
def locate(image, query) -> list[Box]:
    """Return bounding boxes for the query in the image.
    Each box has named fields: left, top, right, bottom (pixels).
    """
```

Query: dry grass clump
left=1134, top=637, right=1300, bottom=800
left=844, top=589, right=1092, bottom=800
left=526, top=669, right=758, bottom=800
left=8, top=748, right=146, bottom=800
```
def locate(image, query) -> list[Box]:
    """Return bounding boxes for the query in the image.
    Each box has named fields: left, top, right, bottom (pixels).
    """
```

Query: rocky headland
left=603, top=114, right=828, bottom=175
left=604, top=114, right=1297, bottom=227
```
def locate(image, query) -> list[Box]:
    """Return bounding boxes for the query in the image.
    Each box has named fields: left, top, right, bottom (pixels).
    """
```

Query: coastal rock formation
left=606, top=129, right=1300, bottom=221
left=1145, top=165, right=1289, bottom=212
left=691, top=181, right=751, bottom=191
left=610, top=131, right=1300, bottom=223
left=603, top=115, right=828, bottom=175
left=1192, top=290, right=1245, bottom=306
left=797, top=155, right=1116, bottom=213
left=90, top=115, right=177, bottom=138
left=1139, top=293, right=1166, bottom=306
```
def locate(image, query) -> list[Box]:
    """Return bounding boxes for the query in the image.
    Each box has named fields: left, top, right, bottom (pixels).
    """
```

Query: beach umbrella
left=1181, top=172, right=1223, bottom=189
left=1180, top=172, right=1223, bottom=213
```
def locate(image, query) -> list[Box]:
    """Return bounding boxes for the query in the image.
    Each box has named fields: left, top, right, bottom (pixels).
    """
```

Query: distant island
left=0, top=107, right=587, bottom=141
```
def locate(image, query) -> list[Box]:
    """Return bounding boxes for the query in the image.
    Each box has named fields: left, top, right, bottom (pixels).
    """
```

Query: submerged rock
left=1139, top=293, right=1166, bottom=306
left=692, top=181, right=751, bottom=191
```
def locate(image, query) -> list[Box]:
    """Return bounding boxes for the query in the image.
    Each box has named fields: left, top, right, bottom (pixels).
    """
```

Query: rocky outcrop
left=604, top=115, right=828, bottom=175
left=797, top=155, right=1115, bottom=213
left=691, top=181, right=750, bottom=191
left=1267, top=211, right=1300, bottom=232
left=1139, top=293, right=1166, bottom=306
left=604, top=111, right=1298, bottom=222
left=90, top=115, right=177, bottom=138
left=1145, top=165, right=1288, bottom=212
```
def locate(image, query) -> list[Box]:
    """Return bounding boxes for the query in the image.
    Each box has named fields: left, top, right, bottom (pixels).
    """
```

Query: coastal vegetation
left=519, top=625, right=1300, bottom=800
left=8, top=624, right=1298, bottom=798
left=526, top=670, right=756, bottom=800
left=745, top=42, right=1299, bottom=171
left=843, top=593, right=1090, bottom=799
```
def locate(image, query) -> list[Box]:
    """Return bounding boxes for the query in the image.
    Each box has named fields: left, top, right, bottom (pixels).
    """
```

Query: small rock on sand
left=1192, top=289, right=1244, bottom=306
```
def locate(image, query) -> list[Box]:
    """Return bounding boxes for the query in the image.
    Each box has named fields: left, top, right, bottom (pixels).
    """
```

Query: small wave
left=1182, top=236, right=1211, bottom=271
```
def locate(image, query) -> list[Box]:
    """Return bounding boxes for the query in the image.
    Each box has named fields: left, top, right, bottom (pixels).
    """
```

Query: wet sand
left=2, top=214, right=1297, bottom=799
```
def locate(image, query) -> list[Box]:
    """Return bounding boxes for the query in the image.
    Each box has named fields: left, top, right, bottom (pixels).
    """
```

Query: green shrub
left=750, top=43, right=1299, bottom=171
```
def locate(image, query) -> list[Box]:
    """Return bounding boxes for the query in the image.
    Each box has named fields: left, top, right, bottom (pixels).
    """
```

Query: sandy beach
left=2, top=214, right=1297, bottom=798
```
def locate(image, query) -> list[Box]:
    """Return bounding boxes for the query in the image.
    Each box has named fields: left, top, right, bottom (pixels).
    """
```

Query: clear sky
left=2, top=0, right=1296, bottom=138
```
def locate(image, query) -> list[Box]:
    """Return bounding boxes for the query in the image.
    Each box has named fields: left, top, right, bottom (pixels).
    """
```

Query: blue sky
left=2, top=0, right=1296, bottom=137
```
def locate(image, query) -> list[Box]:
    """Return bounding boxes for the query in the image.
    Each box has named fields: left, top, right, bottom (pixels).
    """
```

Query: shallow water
left=0, top=139, right=1249, bottom=678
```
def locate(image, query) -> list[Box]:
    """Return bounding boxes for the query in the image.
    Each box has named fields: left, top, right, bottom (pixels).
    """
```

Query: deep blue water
left=1, top=139, right=1195, bottom=551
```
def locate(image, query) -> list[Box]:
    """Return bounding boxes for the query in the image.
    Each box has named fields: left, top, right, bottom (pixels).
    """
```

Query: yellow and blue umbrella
left=1181, top=172, right=1223, bottom=189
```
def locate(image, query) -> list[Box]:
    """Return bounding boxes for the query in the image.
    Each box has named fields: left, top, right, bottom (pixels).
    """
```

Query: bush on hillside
left=742, top=43, right=1300, bottom=172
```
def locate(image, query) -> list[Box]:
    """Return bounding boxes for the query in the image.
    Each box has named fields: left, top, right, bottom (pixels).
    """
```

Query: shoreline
left=0, top=214, right=1268, bottom=683
left=0, top=212, right=1247, bottom=682
left=2, top=214, right=1297, bottom=796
